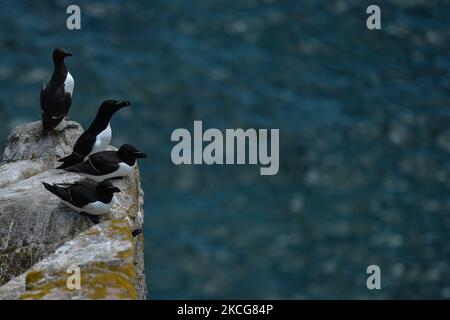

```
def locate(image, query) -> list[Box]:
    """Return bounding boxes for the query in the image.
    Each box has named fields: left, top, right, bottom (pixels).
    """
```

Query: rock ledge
left=0, top=121, right=147, bottom=299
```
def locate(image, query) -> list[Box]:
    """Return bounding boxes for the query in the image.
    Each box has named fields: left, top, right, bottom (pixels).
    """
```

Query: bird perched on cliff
left=57, top=100, right=130, bottom=169
left=42, top=180, right=120, bottom=223
left=62, top=144, right=147, bottom=182
left=40, top=48, right=74, bottom=133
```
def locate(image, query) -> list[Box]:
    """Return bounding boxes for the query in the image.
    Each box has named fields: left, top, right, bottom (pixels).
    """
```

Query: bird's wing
left=41, top=92, right=71, bottom=132
left=59, top=92, right=72, bottom=116
left=43, top=182, right=93, bottom=208
left=55, top=181, right=85, bottom=188
left=68, top=152, right=120, bottom=175
left=48, top=184, right=72, bottom=202
left=40, top=83, right=46, bottom=112
left=72, top=131, right=97, bottom=157
left=66, top=181, right=98, bottom=207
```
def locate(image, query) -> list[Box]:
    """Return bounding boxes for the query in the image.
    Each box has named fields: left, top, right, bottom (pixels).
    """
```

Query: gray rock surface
left=0, top=121, right=147, bottom=299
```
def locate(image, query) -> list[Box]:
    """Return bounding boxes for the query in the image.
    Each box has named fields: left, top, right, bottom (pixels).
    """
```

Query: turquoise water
left=1, top=0, right=450, bottom=299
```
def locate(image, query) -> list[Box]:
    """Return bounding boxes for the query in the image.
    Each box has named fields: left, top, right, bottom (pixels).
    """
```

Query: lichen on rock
left=0, top=121, right=147, bottom=300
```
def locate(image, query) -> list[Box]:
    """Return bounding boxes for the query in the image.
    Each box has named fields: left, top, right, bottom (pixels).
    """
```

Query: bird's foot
left=132, top=228, right=143, bottom=237
left=63, top=116, right=80, bottom=129
left=80, top=212, right=101, bottom=224
left=107, top=177, right=125, bottom=181
left=65, top=123, right=79, bottom=130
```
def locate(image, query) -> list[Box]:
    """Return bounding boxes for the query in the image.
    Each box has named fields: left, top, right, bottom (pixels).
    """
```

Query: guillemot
left=57, top=100, right=130, bottom=169
left=42, top=180, right=121, bottom=223
left=62, top=144, right=147, bottom=182
left=40, top=48, right=74, bottom=133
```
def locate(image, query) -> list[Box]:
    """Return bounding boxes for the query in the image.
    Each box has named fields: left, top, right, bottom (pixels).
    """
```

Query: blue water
left=1, top=0, right=450, bottom=299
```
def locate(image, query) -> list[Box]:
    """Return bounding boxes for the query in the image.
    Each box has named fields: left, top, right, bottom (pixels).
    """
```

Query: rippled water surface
left=1, top=0, right=450, bottom=299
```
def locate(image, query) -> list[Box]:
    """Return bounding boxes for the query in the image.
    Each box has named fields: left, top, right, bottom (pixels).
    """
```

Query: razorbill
left=57, top=100, right=130, bottom=169
left=42, top=180, right=120, bottom=223
left=63, top=144, right=147, bottom=182
left=40, top=48, right=74, bottom=133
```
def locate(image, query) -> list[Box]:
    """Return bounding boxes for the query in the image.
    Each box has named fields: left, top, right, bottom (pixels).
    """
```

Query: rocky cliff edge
left=0, top=121, right=147, bottom=299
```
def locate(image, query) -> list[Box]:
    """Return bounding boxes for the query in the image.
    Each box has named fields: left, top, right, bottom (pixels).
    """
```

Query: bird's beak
left=134, top=152, right=147, bottom=159
left=112, top=187, right=121, bottom=193
left=64, top=52, right=72, bottom=57
left=116, top=100, right=131, bottom=109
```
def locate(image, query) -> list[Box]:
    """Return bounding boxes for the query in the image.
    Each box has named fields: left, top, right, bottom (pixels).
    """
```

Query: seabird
left=40, top=48, right=74, bottom=133
left=57, top=100, right=130, bottom=169
left=63, top=144, right=147, bottom=182
left=42, top=180, right=120, bottom=223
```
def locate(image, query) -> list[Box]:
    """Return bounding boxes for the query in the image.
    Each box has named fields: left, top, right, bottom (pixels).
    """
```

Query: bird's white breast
left=90, top=123, right=112, bottom=156
left=64, top=72, right=74, bottom=96
left=53, top=118, right=68, bottom=131
left=116, top=162, right=134, bottom=177
left=61, top=196, right=115, bottom=216
left=81, top=162, right=134, bottom=182
left=81, top=197, right=116, bottom=216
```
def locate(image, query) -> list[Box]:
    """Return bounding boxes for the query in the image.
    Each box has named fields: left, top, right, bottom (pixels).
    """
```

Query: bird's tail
left=42, top=182, right=70, bottom=202
left=57, top=153, right=83, bottom=169
left=41, top=122, right=50, bottom=137
left=42, top=181, right=57, bottom=195
left=41, top=116, right=54, bottom=135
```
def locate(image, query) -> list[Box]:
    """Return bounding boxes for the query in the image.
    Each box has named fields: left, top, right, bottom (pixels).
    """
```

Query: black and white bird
left=62, top=144, right=147, bottom=182
left=42, top=180, right=120, bottom=222
left=40, top=48, right=74, bottom=133
left=57, top=100, right=130, bottom=169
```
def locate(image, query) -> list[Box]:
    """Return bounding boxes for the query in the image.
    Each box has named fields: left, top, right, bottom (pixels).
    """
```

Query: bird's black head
left=52, top=48, right=72, bottom=64
left=98, top=100, right=131, bottom=117
left=96, top=181, right=121, bottom=202
left=88, top=100, right=131, bottom=133
left=118, top=144, right=147, bottom=165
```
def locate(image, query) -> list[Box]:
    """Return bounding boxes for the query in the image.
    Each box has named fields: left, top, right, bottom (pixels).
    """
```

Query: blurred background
left=1, top=0, right=450, bottom=299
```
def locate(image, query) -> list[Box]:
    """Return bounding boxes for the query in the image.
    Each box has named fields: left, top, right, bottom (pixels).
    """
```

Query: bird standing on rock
left=57, top=100, right=130, bottom=169
left=40, top=48, right=74, bottom=133
left=42, top=180, right=121, bottom=223
left=62, top=144, right=147, bottom=182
